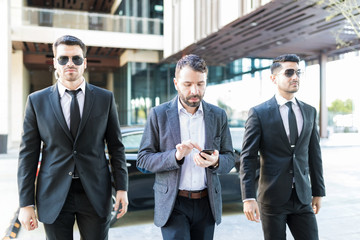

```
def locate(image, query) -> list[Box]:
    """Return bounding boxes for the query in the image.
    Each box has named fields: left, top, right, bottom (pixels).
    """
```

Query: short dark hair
left=52, top=35, right=87, bottom=57
left=175, top=54, right=208, bottom=78
left=271, top=54, right=300, bottom=74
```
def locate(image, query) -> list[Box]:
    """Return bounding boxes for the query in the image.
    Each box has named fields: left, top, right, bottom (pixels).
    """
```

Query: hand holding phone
left=200, top=149, right=214, bottom=159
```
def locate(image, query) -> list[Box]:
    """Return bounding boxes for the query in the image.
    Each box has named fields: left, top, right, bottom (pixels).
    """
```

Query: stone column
left=319, top=52, right=328, bottom=138
left=0, top=0, right=11, bottom=153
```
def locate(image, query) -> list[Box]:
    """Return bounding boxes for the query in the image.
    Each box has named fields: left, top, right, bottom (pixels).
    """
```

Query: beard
left=58, top=67, right=83, bottom=82
left=178, top=92, right=203, bottom=108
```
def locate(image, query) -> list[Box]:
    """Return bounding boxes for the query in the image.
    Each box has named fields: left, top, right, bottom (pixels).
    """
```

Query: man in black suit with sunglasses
left=240, top=54, right=325, bottom=240
left=17, top=35, right=128, bottom=239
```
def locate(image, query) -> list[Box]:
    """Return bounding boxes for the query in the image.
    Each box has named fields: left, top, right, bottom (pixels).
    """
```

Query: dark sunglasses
left=278, top=69, right=303, bottom=78
left=57, top=56, right=84, bottom=66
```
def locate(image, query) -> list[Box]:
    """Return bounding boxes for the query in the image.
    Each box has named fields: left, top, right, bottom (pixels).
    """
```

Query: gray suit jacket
left=240, top=96, right=325, bottom=206
left=137, top=97, right=235, bottom=227
left=18, top=83, right=128, bottom=224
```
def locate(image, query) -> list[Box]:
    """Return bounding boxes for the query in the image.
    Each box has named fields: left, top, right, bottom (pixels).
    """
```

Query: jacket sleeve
left=18, top=96, right=42, bottom=207
left=210, top=109, right=235, bottom=174
left=240, top=107, right=261, bottom=200
left=136, top=108, right=181, bottom=173
left=308, top=109, right=326, bottom=197
left=106, top=93, right=128, bottom=191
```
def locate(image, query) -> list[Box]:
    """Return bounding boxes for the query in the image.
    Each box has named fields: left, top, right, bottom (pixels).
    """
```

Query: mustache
left=186, top=95, right=201, bottom=100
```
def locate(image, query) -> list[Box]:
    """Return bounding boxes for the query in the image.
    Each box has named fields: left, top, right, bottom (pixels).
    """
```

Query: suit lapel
left=166, top=97, right=181, bottom=145
left=295, top=99, right=307, bottom=146
left=203, top=101, right=215, bottom=149
left=48, top=84, right=73, bottom=142
left=77, top=83, right=95, bottom=140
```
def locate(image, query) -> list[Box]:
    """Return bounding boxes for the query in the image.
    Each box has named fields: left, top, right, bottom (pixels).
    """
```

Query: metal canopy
left=162, top=0, right=360, bottom=65
left=26, top=0, right=116, bottom=13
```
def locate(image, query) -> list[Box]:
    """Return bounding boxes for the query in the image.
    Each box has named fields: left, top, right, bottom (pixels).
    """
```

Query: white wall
left=0, top=0, right=11, bottom=141
left=10, top=51, right=28, bottom=147
left=179, top=0, right=195, bottom=50
left=11, top=25, right=163, bottom=51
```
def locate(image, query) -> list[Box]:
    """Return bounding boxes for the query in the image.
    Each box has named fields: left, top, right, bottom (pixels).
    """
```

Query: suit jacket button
left=289, top=170, right=294, bottom=174
left=73, top=151, right=77, bottom=155
left=69, top=172, right=73, bottom=176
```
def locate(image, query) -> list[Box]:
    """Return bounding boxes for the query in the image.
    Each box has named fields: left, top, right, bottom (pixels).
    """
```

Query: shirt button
left=69, top=172, right=73, bottom=176
left=289, top=170, right=294, bottom=174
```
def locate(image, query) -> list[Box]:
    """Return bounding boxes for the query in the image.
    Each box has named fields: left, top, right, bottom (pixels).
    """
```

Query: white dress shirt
left=57, top=79, right=86, bottom=130
left=178, top=99, right=207, bottom=191
left=275, top=94, right=303, bottom=142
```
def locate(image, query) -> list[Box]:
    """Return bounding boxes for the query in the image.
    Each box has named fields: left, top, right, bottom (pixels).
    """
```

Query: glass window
left=122, top=132, right=143, bottom=153
left=242, top=58, right=252, bottom=72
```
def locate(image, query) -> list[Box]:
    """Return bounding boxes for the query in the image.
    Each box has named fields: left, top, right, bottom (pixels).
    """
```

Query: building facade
left=1, top=0, right=359, bottom=151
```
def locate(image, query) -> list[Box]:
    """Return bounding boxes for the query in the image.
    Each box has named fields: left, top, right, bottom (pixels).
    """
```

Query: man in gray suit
left=240, top=54, right=325, bottom=240
left=137, top=54, right=235, bottom=240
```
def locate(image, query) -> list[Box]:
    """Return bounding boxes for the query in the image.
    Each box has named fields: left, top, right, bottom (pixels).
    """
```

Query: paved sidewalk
left=1, top=133, right=360, bottom=239
left=0, top=148, right=21, bottom=239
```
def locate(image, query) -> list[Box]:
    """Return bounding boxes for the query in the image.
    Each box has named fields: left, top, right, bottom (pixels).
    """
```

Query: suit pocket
left=153, top=182, right=168, bottom=194
left=213, top=177, right=221, bottom=194
left=89, top=114, right=107, bottom=121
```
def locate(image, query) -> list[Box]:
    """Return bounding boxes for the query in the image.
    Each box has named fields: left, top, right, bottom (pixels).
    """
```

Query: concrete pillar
left=107, top=72, right=114, bottom=92
left=319, top=52, right=328, bottom=138
left=10, top=51, right=27, bottom=148
left=127, top=63, right=132, bottom=125
left=0, top=0, right=11, bottom=153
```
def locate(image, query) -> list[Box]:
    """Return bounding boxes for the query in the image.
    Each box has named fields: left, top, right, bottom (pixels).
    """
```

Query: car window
left=123, top=133, right=143, bottom=153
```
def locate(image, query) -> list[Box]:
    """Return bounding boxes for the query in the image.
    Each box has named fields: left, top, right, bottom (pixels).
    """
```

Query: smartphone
left=201, top=149, right=214, bottom=155
left=200, top=149, right=214, bottom=159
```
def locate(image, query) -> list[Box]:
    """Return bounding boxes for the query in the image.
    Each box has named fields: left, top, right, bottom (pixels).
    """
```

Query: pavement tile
left=2, top=134, right=360, bottom=239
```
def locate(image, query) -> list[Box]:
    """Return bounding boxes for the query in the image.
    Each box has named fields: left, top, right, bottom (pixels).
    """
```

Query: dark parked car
left=109, top=126, right=259, bottom=226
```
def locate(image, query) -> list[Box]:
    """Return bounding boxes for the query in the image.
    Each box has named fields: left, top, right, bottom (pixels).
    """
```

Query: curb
left=2, top=208, right=21, bottom=239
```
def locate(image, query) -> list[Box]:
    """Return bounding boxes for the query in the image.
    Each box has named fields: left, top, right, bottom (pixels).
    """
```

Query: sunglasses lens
left=57, top=56, right=69, bottom=65
left=72, top=56, right=84, bottom=65
left=57, top=56, right=84, bottom=65
left=284, top=69, right=295, bottom=78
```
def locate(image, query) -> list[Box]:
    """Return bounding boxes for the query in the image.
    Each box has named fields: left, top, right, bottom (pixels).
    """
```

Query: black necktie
left=66, top=89, right=81, bottom=139
left=286, top=101, right=298, bottom=146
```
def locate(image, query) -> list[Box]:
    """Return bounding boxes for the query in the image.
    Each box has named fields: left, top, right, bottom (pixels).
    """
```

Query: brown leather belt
left=178, top=189, right=208, bottom=199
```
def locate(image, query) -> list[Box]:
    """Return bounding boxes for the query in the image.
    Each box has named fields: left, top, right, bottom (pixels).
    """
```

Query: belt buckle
left=188, top=191, right=192, bottom=199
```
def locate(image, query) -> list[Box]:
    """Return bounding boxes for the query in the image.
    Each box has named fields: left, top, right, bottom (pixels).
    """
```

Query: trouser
left=259, top=188, right=319, bottom=240
left=161, top=195, right=215, bottom=240
left=43, top=179, right=110, bottom=240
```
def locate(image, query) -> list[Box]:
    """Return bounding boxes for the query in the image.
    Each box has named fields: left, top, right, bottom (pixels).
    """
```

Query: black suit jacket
left=240, top=96, right=325, bottom=206
left=18, top=83, right=128, bottom=224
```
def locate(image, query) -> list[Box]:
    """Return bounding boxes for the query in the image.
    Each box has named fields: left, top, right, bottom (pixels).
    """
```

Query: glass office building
left=119, top=57, right=274, bottom=126
left=3, top=0, right=359, bottom=150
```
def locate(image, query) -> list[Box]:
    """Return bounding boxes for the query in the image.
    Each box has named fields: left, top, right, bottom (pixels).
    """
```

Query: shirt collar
left=57, top=79, right=86, bottom=97
left=275, top=93, right=297, bottom=107
left=177, top=97, right=203, bottom=116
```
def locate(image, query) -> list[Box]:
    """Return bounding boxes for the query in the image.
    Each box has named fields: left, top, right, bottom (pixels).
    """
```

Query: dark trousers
left=259, top=188, right=319, bottom=240
left=161, top=195, right=215, bottom=240
left=43, top=179, right=110, bottom=240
